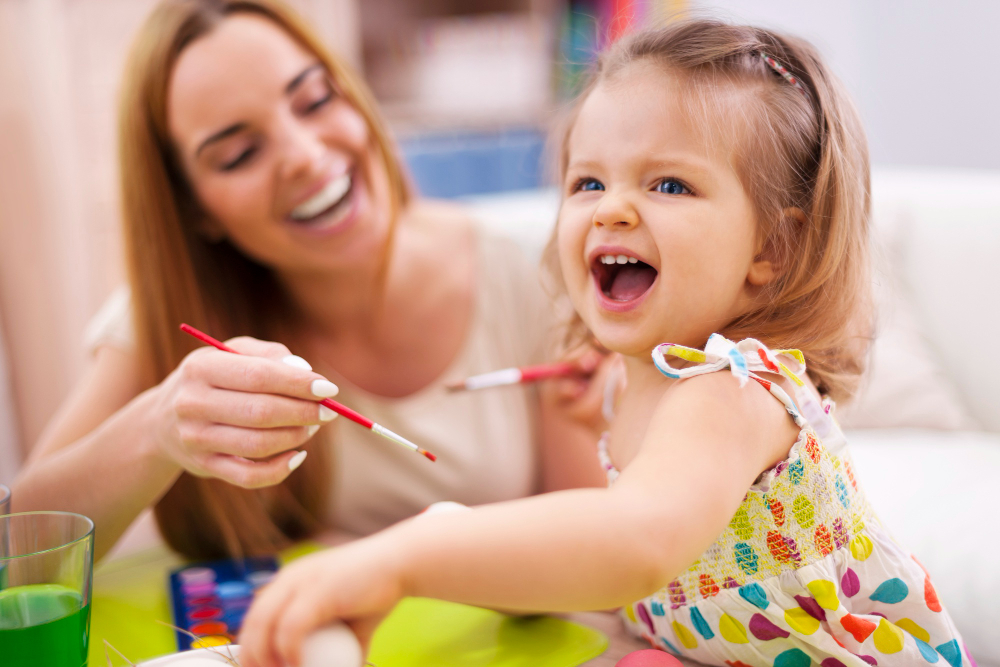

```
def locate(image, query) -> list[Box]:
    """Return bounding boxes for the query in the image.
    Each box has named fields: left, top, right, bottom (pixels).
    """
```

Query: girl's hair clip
left=759, top=52, right=808, bottom=98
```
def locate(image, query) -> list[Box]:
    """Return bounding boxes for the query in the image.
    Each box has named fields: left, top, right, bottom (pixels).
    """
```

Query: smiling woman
left=11, top=0, right=608, bottom=561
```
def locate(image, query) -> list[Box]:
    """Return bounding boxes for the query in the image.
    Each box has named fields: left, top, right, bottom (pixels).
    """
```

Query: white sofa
left=467, top=167, right=1000, bottom=665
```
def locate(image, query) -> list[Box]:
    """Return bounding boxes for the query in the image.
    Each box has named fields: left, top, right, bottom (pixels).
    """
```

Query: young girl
left=239, top=20, right=971, bottom=667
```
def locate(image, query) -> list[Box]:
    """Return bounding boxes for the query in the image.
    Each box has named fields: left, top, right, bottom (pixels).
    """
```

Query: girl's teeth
left=599, top=254, right=639, bottom=264
left=291, top=174, right=351, bottom=220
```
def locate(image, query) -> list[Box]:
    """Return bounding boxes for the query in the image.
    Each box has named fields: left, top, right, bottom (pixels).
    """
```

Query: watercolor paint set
left=167, top=556, right=278, bottom=651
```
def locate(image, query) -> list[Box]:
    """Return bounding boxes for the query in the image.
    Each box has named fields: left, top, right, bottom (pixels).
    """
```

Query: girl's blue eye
left=576, top=178, right=605, bottom=192
left=656, top=179, right=689, bottom=195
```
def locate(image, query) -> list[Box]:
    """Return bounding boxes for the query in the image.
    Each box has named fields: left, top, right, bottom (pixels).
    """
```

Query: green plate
left=90, top=545, right=608, bottom=666
left=369, top=598, right=608, bottom=666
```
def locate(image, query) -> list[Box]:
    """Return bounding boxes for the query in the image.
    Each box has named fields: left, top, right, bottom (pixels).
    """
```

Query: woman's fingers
left=183, top=423, right=321, bottom=459
left=197, top=450, right=306, bottom=489
left=182, top=339, right=339, bottom=401
left=175, top=387, right=337, bottom=428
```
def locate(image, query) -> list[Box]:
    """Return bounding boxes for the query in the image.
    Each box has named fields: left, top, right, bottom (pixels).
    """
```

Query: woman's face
left=167, top=14, right=393, bottom=276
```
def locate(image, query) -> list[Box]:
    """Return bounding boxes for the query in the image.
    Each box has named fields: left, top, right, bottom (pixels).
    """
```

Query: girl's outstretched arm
left=239, top=371, right=797, bottom=667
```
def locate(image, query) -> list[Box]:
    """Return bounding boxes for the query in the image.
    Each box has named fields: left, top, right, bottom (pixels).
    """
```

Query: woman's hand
left=146, top=336, right=340, bottom=488
left=238, top=537, right=404, bottom=667
left=545, top=342, right=624, bottom=435
left=538, top=342, right=625, bottom=491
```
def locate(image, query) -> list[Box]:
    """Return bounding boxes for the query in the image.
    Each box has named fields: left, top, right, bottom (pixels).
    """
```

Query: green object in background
left=0, top=584, right=91, bottom=667
left=89, top=548, right=182, bottom=664
left=89, top=544, right=608, bottom=666
left=370, top=598, right=608, bottom=667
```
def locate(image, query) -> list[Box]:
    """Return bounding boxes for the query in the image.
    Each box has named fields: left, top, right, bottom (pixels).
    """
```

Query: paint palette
left=167, top=556, right=278, bottom=651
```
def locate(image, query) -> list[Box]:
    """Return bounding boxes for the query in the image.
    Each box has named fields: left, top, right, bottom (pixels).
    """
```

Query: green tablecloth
left=90, top=545, right=608, bottom=666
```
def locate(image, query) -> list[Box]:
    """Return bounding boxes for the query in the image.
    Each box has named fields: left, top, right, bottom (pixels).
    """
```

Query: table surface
left=91, top=543, right=700, bottom=667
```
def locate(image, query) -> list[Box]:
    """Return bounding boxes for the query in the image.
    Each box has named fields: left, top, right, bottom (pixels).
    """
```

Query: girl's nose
left=592, top=191, right=639, bottom=229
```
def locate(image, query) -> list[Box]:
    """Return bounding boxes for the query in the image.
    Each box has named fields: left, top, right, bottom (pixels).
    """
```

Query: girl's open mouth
left=591, top=252, right=658, bottom=308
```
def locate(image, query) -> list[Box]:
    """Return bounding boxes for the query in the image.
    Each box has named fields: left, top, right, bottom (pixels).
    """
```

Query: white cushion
left=869, top=168, right=1000, bottom=431
left=849, top=429, right=1000, bottom=663
left=837, top=193, right=981, bottom=431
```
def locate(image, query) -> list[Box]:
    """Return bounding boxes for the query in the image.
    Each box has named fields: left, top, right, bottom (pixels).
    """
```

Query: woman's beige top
left=84, top=227, right=553, bottom=536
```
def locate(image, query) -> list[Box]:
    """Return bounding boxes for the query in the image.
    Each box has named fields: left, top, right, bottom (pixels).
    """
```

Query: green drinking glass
left=0, top=484, right=9, bottom=516
left=0, top=512, right=94, bottom=666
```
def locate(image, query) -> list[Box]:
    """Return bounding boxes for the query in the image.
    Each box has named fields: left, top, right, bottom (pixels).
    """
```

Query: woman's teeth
left=599, top=254, right=639, bottom=265
left=290, top=174, right=352, bottom=221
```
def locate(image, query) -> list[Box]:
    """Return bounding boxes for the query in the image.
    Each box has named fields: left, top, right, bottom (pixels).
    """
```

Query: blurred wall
left=697, top=0, right=1000, bottom=170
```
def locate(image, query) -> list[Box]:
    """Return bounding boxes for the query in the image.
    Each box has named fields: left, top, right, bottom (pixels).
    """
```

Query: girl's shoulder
left=656, top=370, right=801, bottom=454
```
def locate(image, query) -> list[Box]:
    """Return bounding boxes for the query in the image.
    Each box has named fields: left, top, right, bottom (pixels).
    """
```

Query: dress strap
left=652, top=334, right=809, bottom=429
left=596, top=432, right=620, bottom=483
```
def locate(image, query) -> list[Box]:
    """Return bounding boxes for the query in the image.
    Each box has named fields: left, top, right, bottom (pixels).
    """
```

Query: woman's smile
left=283, top=168, right=362, bottom=238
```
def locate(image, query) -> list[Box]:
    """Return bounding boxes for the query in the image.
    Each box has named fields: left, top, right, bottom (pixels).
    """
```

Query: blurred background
left=1, top=0, right=999, bottom=482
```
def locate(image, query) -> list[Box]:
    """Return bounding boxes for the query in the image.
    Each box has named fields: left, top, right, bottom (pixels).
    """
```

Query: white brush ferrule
left=463, top=368, right=523, bottom=391
left=371, top=423, right=419, bottom=452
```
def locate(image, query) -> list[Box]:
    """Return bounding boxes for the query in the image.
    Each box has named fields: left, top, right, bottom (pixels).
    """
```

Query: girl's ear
left=747, top=207, right=806, bottom=286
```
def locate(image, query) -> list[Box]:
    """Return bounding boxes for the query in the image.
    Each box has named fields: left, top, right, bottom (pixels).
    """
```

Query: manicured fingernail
left=311, top=379, right=339, bottom=397
left=288, top=450, right=308, bottom=471
left=319, top=405, right=337, bottom=422
left=307, top=424, right=320, bottom=438
left=282, top=354, right=312, bottom=371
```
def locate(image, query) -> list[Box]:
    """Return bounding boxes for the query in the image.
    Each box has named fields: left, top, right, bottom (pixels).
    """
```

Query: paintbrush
left=445, top=362, right=577, bottom=392
left=180, top=324, right=436, bottom=462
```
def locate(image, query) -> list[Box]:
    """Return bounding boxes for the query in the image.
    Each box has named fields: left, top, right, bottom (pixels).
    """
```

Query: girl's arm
left=239, top=371, right=798, bottom=667
left=13, top=338, right=341, bottom=560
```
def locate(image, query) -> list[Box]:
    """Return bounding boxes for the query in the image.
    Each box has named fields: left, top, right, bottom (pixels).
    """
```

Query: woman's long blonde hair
left=119, top=0, right=410, bottom=558
left=547, top=19, right=873, bottom=400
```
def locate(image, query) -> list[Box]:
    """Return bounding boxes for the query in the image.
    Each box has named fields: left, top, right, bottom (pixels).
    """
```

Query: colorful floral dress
left=601, top=335, right=973, bottom=667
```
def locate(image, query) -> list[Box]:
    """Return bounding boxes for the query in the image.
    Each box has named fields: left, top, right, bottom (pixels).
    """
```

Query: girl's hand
left=145, top=336, right=339, bottom=488
left=238, top=537, right=405, bottom=667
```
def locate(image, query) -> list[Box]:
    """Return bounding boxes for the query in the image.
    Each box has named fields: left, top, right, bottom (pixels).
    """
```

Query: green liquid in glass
left=0, top=584, right=90, bottom=667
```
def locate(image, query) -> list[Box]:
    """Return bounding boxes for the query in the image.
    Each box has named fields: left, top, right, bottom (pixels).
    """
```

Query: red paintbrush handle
left=519, top=362, right=576, bottom=383
left=319, top=398, right=373, bottom=429
left=180, top=324, right=237, bottom=354
left=181, top=324, right=373, bottom=429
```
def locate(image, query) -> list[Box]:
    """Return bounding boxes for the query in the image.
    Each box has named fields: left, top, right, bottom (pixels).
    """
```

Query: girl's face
left=558, top=62, right=774, bottom=358
left=168, top=14, right=393, bottom=276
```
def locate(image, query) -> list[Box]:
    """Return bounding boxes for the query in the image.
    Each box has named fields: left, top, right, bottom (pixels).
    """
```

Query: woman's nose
left=592, top=191, right=639, bottom=229
left=278, top=116, right=327, bottom=180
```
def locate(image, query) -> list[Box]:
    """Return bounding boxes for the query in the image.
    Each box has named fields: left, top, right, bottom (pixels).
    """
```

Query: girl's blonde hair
left=119, top=0, right=410, bottom=558
left=547, top=19, right=873, bottom=400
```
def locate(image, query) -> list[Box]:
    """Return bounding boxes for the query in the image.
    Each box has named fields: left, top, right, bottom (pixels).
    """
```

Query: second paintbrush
left=446, top=362, right=577, bottom=392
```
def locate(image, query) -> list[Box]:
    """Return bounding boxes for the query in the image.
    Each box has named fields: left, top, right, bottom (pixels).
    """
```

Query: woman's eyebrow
left=285, top=62, right=323, bottom=94
left=192, top=64, right=324, bottom=158
left=195, top=123, right=247, bottom=157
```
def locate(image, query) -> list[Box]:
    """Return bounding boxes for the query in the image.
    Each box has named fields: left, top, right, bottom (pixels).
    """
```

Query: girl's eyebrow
left=194, top=63, right=324, bottom=158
